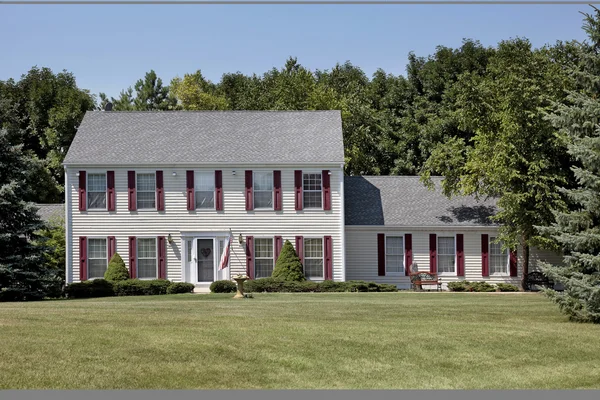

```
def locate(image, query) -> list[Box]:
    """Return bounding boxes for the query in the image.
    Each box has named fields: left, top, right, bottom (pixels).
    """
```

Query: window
left=303, top=173, right=322, bottom=209
left=304, top=238, right=324, bottom=279
left=386, top=236, right=404, bottom=274
left=88, top=238, right=107, bottom=279
left=186, top=239, right=192, bottom=263
left=137, top=238, right=157, bottom=279
left=254, top=238, right=274, bottom=278
left=87, top=173, right=106, bottom=209
left=489, top=237, right=508, bottom=274
left=254, top=171, right=273, bottom=209
left=438, top=236, right=455, bottom=274
left=195, top=171, right=215, bottom=209
left=137, top=173, right=156, bottom=209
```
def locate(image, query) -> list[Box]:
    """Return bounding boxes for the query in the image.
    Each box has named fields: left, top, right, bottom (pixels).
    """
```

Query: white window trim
left=253, top=236, right=275, bottom=279
left=489, top=236, right=510, bottom=276
left=437, top=234, right=457, bottom=276
left=385, top=234, right=405, bottom=276
left=253, top=170, right=274, bottom=211
left=303, top=236, right=325, bottom=280
left=86, top=171, right=108, bottom=212
left=136, top=236, right=158, bottom=280
left=302, top=170, right=323, bottom=210
left=194, top=170, right=216, bottom=211
left=136, top=172, right=157, bottom=211
left=87, top=236, right=108, bottom=280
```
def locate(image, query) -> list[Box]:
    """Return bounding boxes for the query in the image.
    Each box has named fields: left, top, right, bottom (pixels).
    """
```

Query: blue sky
left=1, top=4, right=592, bottom=100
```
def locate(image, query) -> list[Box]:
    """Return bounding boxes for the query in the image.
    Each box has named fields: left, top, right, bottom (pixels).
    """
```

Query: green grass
left=1, top=292, right=599, bottom=389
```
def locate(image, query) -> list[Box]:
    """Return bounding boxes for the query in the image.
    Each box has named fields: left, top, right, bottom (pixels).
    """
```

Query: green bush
left=64, top=279, right=114, bottom=299
left=378, top=284, right=399, bottom=292
left=113, top=279, right=171, bottom=296
left=496, top=283, right=519, bottom=292
left=104, top=253, right=130, bottom=282
left=167, top=282, right=195, bottom=294
left=447, top=281, right=470, bottom=292
left=210, top=280, right=237, bottom=293
left=271, top=240, right=305, bottom=282
left=243, top=278, right=398, bottom=293
left=447, top=281, right=497, bottom=292
left=345, top=280, right=370, bottom=292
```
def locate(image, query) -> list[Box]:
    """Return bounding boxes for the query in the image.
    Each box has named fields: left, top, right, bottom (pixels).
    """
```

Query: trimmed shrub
left=468, top=281, right=496, bottom=292
left=496, top=283, right=519, bottom=292
left=244, top=278, right=398, bottom=293
left=447, top=281, right=470, bottom=292
left=245, top=277, right=286, bottom=293
left=104, top=253, right=130, bottom=282
left=318, top=280, right=347, bottom=292
left=210, top=280, right=237, bottom=293
left=378, top=284, right=399, bottom=292
left=271, top=240, right=305, bottom=282
left=167, top=282, right=195, bottom=294
left=345, top=280, right=370, bottom=292
left=113, top=279, right=171, bottom=296
left=64, top=279, right=114, bottom=299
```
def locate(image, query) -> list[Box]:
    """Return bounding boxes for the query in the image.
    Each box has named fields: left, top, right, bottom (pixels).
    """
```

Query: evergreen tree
left=271, top=240, right=305, bottom=282
left=539, top=7, right=600, bottom=322
left=34, top=216, right=66, bottom=282
left=104, top=253, right=129, bottom=282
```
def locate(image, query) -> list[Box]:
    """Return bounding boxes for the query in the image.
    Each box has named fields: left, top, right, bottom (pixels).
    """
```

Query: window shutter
left=274, top=170, right=282, bottom=211
left=245, top=170, right=253, bottom=211
left=79, top=236, right=87, bottom=281
left=510, top=249, right=518, bottom=277
left=158, top=236, right=166, bottom=279
left=377, top=233, right=385, bottom=276
left=481, top=234, right=489, bottom=277
left=215, top=170, right=223, bottom=211
left=294, top=170, right=303, bottom=211
left=108, top=236, right=116, bottom=262
left=128, top=236, right=137, bottom=279
left=78, top=171, right=86, bottom=211
left=107, top=171, right=115, bottom=211
left=295, top=236, right=304, bottom=265
left=324, top=235, right=333, bottom=280
left=156, top=171, right=164, bottom=211
left=322, top=170, right=331, bottom=211
left=456, top=234, right=465, bottom=276
left=274, top=236, right=283, bottom=262
left=127, top=171, right=136, bottom=211
left=246, top=236, right=254, bottom=279
left=429, top=234, right=437, bottom=274
left=404, top=234, right=412, bottom=276
left=186, top=171, right=195, bottom=211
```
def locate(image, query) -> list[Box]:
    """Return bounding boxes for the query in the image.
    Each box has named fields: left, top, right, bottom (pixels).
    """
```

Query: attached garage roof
left=35, top=204, right=65, bottom=223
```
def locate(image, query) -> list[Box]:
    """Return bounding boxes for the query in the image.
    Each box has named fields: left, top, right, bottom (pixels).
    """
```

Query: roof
left=344, top=176, right=498, bottom=227
left=35, top=204, right=65, bottom=223
left=64, top=111, right=344, bottom=165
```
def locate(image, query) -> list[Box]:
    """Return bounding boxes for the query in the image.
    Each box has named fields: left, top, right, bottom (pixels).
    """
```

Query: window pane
left=489, top=237, right=507, bottom=274
left=88, top=259, right=107, bottom=279
left=438, top=237, right=455, bottom=255
left=438, top=255, right=455, bottom=273
left=255, top=239, right=273, bottom=258
left=138, top=259, right=157, bottom=279
left=137, top=192, right=156, bottom=209
left=137, top=173, right=155, bottom=191
left=386, top=255, right=403, bottom=273
left=254, top=192, right=273, bottom=208
left=303, top=192, right=322, bottom=209
left=88, top=239, right=107, bottom=258
left=138, top=239, right=156, bottom=258
left=254, top=238, right=273, bottom=279
left=303, top=173, right=322, bottom=191
left=88, top=174, right=106, bottom=192
left=254, top=172, right=273, bottom=191
left=386, top=236, right=403, bottom=256
left=195, top=172, right=215, bottom=191
left=88, top=192, right=106, bottom=209
left=255, top=259, right=273, bottom=279
left=195, top=191, right=215, bottom=209
left=186, top=240, right=192, bottom=263
left=304, top=239, right=322, bottom=258
left=304, top=259, right=323, bottom=279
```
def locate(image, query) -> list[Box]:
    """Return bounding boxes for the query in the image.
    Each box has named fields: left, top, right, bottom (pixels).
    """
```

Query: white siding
left=66, top=165, right=344, bottom=283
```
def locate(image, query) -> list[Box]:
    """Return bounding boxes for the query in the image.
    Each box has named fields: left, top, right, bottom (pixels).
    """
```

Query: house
left=62, top=110, right=560, bottom=290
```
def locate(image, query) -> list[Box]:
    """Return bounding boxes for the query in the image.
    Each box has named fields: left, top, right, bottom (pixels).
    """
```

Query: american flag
left=218, top=233, right=232, bottom=271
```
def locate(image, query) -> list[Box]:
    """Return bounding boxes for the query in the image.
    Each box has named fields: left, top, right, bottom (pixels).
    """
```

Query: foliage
left=100, top=70, right=175, bottom=112
left=104, top=253, right=129, bottom=282
left=170, top=70, right=229, bottom=110
left=496, top=283, right=520, bottom=292
left=112, top=279, right=171, bottom=296
left=447, top=281, right=496, bottom=292
left=271, top=240, right=306, bottom=282
left=209, top=280, right=237, bottom=293
left=34, top=216, right=65, bottom=282
left=166, top=282, right=195, bottom=294
left=447, top=281, right=470, bottom=292
left=243, top=278, right=397, bottom=293
left=64, top=279, right=114, bottom=299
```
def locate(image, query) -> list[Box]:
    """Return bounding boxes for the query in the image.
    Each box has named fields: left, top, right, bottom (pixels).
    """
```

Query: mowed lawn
left=1, top=293, right=599, bottom=389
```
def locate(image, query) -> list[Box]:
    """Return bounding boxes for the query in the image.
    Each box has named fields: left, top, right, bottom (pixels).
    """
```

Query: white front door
left=187, top=236, right=229, bottom=283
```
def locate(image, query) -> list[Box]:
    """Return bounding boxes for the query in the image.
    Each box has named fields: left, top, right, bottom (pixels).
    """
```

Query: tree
left=104, top=253, right=129, bottom=282
left=271, top=240, right=305, bottom=282
left=98, top=70, right=175, bottom=111
left=34, top=216, right=66, bottom=282
left=538, top=7, right=600, bottom=322
left=170, top=70, right=229, bottom=110
left=421, top=38, right=572, bottom=290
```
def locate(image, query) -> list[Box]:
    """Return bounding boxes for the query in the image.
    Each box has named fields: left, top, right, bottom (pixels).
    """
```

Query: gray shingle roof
left=344, top=176, right=498, bottom=227
left=35, top=204, right=65, bottom=223
left=64, top=111, right=344, bottom=165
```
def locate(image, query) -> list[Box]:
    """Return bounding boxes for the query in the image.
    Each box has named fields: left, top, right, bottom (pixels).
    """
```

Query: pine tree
left=104, top=253, right=129, bottom=282
left=539, top=7, right=600, bottom=322
left=271, top=240, right=305, bottom=282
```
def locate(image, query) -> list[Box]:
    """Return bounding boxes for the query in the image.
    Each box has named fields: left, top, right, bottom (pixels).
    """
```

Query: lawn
left=1, top=292, right=599, bottom=389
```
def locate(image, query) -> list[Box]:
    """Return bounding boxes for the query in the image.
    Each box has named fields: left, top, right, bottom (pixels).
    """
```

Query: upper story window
left=88, top=173, right=107, bottom=209
left=254, top=238, right=274, bottom=279
left=254, top=171, right=273, bottom=209
left=304, top=238, right=324, bottom=279
left=303, top=173, right=322, bottom=209
left=438, top=236, right=455, bottom=274
left=137, top=238, right=157, bottom=279
left=88, top=238, right=107, bottom=279
left=489, top=237, right=508, bottom=274
left=386, top=236, right=404, bottom=274
left=137, top=173, right=156, bottom=209
left=195, top=171, right=215, bottom=209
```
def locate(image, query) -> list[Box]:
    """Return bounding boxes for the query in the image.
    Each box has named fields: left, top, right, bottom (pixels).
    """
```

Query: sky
left=0, top=3, right=593, bottom=100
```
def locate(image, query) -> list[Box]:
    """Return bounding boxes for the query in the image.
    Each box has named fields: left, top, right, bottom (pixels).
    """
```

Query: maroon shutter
left=324, top=236, right=333, bottom=280
left=78, top=171, right=86, bottom=211
left=215, top=170, right=223, bottom=211
left=158, top=236, right=166, bottom=279
left=295, top=236, right=304, bottom=265
left=79, top=236, right=87, bottom=281
left=274, top=236, right=283, bottom=261
left=107, top=171, right=115, bottom=211
left=245, top=170, right=253, bottom=211
left=274, top=171, right=282, bottom=211
left=481, top=234, right=489, bottom=277
left=377, top=233, right=385, bottom=276
left=294, top=170, right=303, bottom=211
left=128, top=236, right=137, bottom=279
left=108, top=236, right=116, bottom=262
left=405, top=234, right=412, bottom=276
left=429, top=234, right=437, bottom=274
left=510, top=249, right=518, bottom=277
left=127, top=171, right=136, bottom=211
left=246, top=236, right=254, bottom=279
left=156, top=171, right=164, bottom=211
left=456, top=234, right=465, bottom=276
left=186, top=171, right=195, bottom=211
left=322, top=170, right=331, bottom=211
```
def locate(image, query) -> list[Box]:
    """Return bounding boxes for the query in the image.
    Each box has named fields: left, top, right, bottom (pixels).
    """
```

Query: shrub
left=210, top=280, right=237, bottom=293
left=245, top=277, right=286, bottom=293
left=64, top=279, right=114, bottom=299
left=447, top=281, right=470, bottom=292
left=167, top=282, right=195, bottom=294
left=243, top=278, right=399, bottom=293
left=345, top=281, right=370, bottom=292
left=318, top=280, right=347, bottom=292
left=104, top=253, right=130, bottom=282
left=378, top=284, right=399, bottom=292
left=468, top=281, right=496, bottom=292
left=113, top=279, right=171, bottom=296
left=496, top=283, right=519, bottom=292
left=271, top=240, right=305, bottom=282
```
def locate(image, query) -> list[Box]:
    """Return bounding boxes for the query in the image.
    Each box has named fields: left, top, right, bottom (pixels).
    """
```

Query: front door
left=197, top=238, right=214, bottom=282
